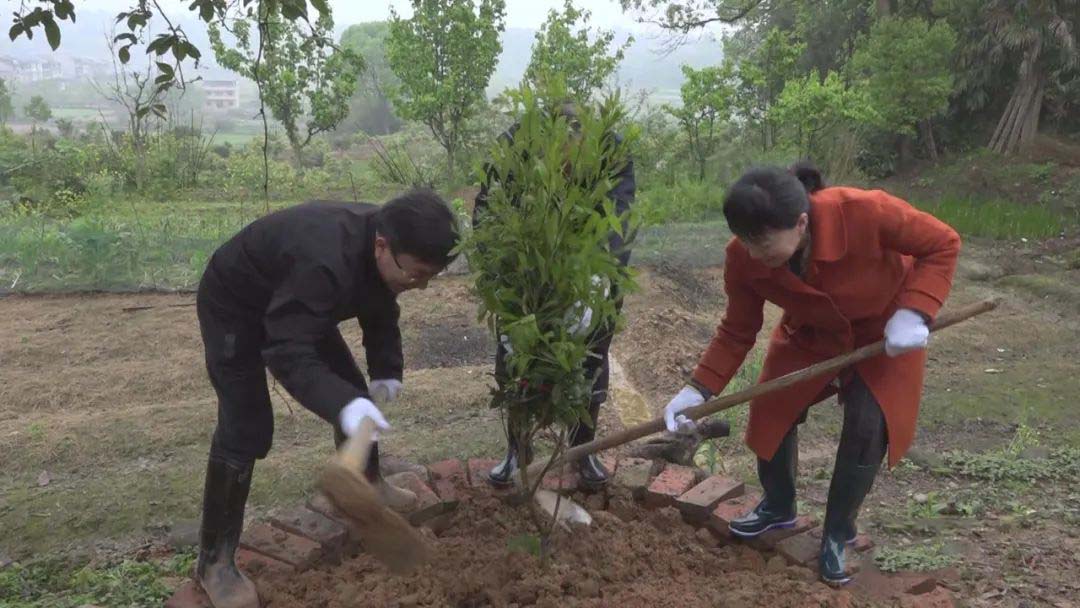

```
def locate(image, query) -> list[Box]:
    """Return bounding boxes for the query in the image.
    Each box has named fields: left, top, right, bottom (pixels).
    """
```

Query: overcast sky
left=59, top=0, right=650, bottom=31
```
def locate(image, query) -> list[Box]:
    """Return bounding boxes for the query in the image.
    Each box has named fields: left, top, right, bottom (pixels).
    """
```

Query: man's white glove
left=339, top=397, right=390, bottom=438
left=884, top=308, right=929, bottom=357
left=500, top=334, right=514, bottom=356
left=565, top=302, right=593, bottom=337
left=369, top=378, right=403, bottom=404
left=664, top=385, right=705, bottom=434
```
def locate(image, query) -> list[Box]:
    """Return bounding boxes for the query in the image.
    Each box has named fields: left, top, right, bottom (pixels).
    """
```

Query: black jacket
left=472, top=126, right=636, bottom=267
left=200, top=201, right=401, bottom=422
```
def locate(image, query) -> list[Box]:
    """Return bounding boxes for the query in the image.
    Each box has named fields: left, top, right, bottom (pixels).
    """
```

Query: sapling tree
left=466, top=79, right=636, bottom=534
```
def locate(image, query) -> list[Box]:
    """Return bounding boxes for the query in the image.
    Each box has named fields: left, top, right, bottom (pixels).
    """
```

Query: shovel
left=318, top=416, right=432, bottom=574
left=524, top=298, right=998, bottom=527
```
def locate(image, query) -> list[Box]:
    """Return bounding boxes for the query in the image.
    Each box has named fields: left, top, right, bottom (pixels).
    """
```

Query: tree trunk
left=920, top=120, right=939, bottom=161
left=990, top=42, right=1044, bottom=155
left=897, top=134, right=914, bottom=172
left=876, top=0, right=894, bottom=16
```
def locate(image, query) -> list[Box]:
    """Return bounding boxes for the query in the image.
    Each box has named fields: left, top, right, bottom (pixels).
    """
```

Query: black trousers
left=494, top=316, right=617, bottom=448
left=197, top=278, right=368, bottom=464
left=786, top=371, right=888, bottom=467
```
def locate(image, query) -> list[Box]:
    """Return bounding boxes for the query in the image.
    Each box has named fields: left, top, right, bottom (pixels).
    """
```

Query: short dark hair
left=375, top=189, right=459, bottom=267
left=722, top=162, right=825, bottom=241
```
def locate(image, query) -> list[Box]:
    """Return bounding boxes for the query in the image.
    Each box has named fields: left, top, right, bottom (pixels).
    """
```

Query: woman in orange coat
left=663, top=163, right=960, bottom=586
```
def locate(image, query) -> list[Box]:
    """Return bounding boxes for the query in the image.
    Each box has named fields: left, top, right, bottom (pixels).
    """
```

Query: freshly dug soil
left=258, top=489, right=879, bottom=607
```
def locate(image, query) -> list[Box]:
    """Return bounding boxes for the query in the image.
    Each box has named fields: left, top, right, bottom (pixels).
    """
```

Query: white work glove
left=564, top=301, right=593, bottom=336
left=500, top=334, right=513, bottom=356
left=884, top=308, right=929, bottom=357
left=339, top=397, right=390, bottom=438
left=369, top=378, right=403, bottom=403
left=664, top=385, right=705, bottom=434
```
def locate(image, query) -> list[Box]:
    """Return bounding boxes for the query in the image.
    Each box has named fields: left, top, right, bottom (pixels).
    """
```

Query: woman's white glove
left=339, top=397, right=390, bottom=438
left=884, top=308, right=929, bottom=357
left=369, top=378, right=403, bottom=403
left=664, top=385, right=705, bottom=434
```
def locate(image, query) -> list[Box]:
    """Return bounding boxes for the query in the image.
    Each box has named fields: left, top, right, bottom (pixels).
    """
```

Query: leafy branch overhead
left=8, top=0, right=334, bottom=113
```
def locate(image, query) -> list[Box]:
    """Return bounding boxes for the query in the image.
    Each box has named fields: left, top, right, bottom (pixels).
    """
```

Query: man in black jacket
left=474, top=102, right=635, bottom=491
left=194, top=190, right=457, bottom=608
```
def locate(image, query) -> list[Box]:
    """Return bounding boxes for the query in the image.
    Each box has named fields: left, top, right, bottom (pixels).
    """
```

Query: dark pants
left=494, top=316, right=616, bottom=448
left=197, top=279, right=368, bottom=464
left=834, top=372, right=888, bottom=467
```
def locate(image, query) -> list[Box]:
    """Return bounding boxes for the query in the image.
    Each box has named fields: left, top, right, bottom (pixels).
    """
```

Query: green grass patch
left=914, top=197, right=1067, bottom=240
left=0, top=551, right=194, bottom=608
left=874, top=541, right=954, bottom=573
left=633, top=220, right=731, bottom=269
left=47, top=108, right=102, bottom=121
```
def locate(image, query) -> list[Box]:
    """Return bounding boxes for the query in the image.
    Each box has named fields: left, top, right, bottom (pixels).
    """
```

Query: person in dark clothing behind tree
left=473, top=101, right=635, bottom=490
left=194, top=190, right=458, bottom=608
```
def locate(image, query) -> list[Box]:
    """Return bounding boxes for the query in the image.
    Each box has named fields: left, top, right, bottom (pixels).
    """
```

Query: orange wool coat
left=692, top=187, right=961, bottom=467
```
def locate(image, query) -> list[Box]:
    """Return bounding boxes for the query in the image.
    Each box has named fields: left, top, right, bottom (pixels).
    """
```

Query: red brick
left=749, top=515, right=817, bottom=550
left=851, top=533, right=874, bottom=553
left=707, top=492, right=761, bottom=539
left=541, top=466, right=580, bottom=494
left=644, top=464, right=697, bottom=509
left=904, top=575, right=939, bottom=595
left=386, top=471, right=447, bottom=526
left=235, top=547, right=295, bottom=578
left=612, top=457, right=659, bottom=500
left=466, top=458, right=502, bottom=488
left=774, top=528, right=822, bottom=566
left=676, top=476, right=745, bottom=523
left=240, top=522, right=322, bottom=571
left=306, top=493, right=347, bottom=524
left=164, top=580, right=211, bottom=608
left=900, top=586, right=955, bottom=608
left=428, top=459, right=467, bottom=484
left=270, top=506, right=348, bottom=554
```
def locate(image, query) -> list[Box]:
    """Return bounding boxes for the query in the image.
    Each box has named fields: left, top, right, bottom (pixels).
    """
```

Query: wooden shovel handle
left=526, top=298, right=998, bottom=479
left=336, top=417, right=378, bottom=472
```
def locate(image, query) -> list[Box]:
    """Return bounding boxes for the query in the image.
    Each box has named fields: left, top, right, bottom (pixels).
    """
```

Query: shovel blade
left=533, top=488, right=592, bottom=529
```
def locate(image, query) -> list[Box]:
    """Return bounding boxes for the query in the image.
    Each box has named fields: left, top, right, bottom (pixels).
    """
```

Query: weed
left=874, top=542, right=954, bottom=573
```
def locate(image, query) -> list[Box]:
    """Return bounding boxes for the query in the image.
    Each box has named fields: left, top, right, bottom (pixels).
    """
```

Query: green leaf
left=8, top=23, right=23, bottom=42
left=118, top=45, right=131, bottom=64
left=42, top=14, right=59, bottom=49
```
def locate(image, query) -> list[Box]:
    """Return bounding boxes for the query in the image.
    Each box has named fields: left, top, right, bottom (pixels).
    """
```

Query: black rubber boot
left=730, top=427, right=799, bottom=538
left=820, top=461, right=879, bottom=586
left=196, top=454, right=260, bottom=608
left=578, top=453, right=610, bottom=490
left=489, top=433, right=533, bottom=488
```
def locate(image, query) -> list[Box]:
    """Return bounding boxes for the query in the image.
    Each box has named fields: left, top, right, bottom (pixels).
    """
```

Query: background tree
left=339, top=22, right=402, bottom=136
left=848, top=16, right=957, bottom=163
left=771, top=70, right=876, bottom=170
left=666, top=63, right=736, bottom=180
left=387, top=0, right=506, bottom=178
left=0, top=79, right=14, bottom=128
left=524, top=0, right=633, bottom=102
left=92, top=30, right=168, bottom=190
left=209, top=6, right=365, bottom=168
left=24, top=95, right=52, bottom=153
left=973, top=0, right=1079, bottom=154
left=732, top=27, right=805, bottom=151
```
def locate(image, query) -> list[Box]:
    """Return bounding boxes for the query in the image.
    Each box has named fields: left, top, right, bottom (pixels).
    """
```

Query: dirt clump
left=258, top=490, right=879, bottom=607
